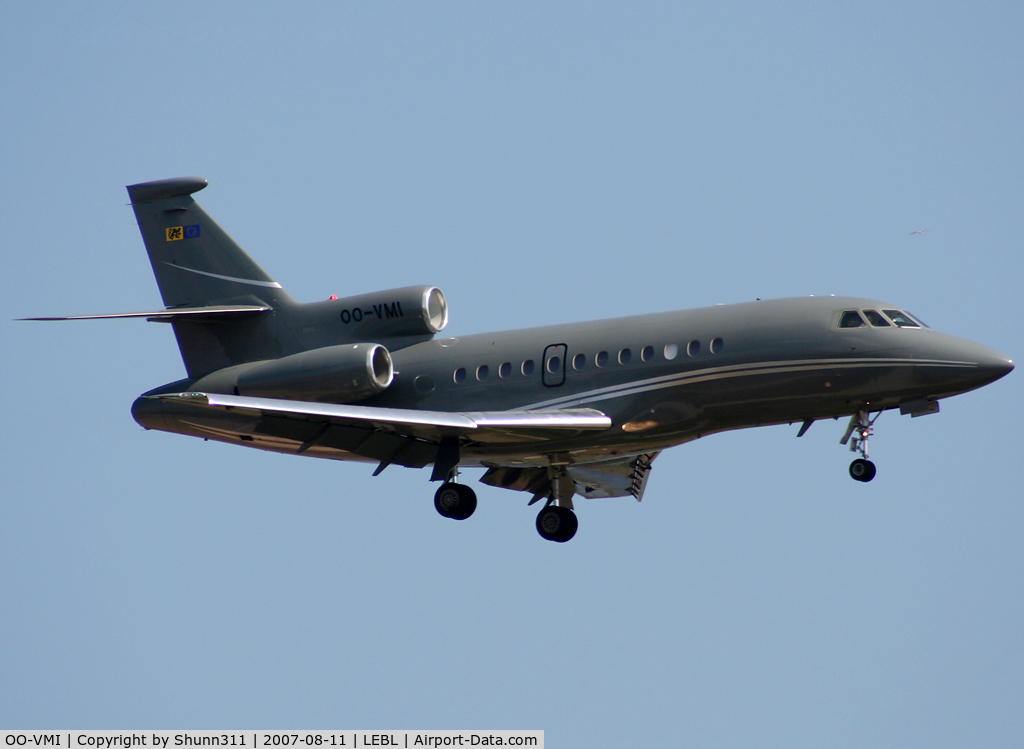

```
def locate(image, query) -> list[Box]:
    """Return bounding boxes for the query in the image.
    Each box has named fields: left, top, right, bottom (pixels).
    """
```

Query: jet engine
left=193, top=343, right=394, bottom=403
left=330, top=285, right=448, bottom=339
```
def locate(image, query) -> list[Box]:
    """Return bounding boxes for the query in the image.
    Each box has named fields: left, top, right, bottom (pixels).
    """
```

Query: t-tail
left=126, top=177, right=297, bottom=378
left=23, top=177, right=450, bottom=386
left=127, top=177, right=294, bottom=310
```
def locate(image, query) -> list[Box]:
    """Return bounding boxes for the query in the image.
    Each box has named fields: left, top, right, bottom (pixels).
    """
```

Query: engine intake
left=331, top=285, right=448, bottom=338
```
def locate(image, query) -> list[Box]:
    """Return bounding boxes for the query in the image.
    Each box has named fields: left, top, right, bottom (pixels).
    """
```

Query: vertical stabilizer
left=127, top=177, right=293, bottom=309
left=127, top=177, right=296, bottom=378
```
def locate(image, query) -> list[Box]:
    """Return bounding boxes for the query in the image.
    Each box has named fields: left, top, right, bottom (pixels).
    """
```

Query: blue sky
left=2, top=3, right=1021, bottom=745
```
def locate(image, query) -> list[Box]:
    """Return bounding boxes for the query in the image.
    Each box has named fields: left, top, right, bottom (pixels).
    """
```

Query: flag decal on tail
left=166, top=224, right=201, bottom=241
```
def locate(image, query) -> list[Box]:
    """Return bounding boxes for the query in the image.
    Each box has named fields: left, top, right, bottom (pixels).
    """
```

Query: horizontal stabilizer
left=20, top=304, right=271, bottom=322
left=153, top=392, right=611, bottom=444
left=126, top=176, right=208, bottom=203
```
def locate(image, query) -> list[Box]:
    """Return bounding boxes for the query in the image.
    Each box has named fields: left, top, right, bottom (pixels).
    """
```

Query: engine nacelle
left=193, top=343, right=394, bottom=403
left=331, top=285, right=448, bottom=338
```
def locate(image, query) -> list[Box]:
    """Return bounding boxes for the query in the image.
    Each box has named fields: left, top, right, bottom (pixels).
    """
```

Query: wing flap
left=480, top=452, right=661, bottom=501
left=568, top=452, right=660, bottom=501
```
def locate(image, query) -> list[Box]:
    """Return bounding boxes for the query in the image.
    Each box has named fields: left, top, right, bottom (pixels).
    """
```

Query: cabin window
left=596, top=351, right=609, bottom=367
left=499, top=362, right=512, bottom=378
left=454, top=367, right=467, bottom=383
left=573, top=353, right=586, bottom=370
left=839, top=310, right=866, bottom=328
left=546, top=355, right=561, bottom=373
left=664, top=343, right=678, bottom=360
left=522, top=359, right=535, bottom=375
left=882, top=310, right=920, bottom=328
left=618, top=348, right=632, bottom=364
left=641, top=345, right=655, bottom=362
left=710, top=337, right=723, bottom=354
left=687, top=340, right=701, bottom=356
left=414, top=375, right=435, bottom=394
left=476, top=364, right=489, bottom=381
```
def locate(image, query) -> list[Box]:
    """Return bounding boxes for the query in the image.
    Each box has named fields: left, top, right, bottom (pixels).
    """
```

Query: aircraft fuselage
left=135, top=294, right=1012, bottom=469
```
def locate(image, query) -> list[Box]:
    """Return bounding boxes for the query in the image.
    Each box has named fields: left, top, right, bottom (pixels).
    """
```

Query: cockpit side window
left=882, top=309, right=921, bottom=328
left=839, top=310, right=866, bottom=328
left=904, top=311, right=929, bottom=328
left=862, top=309, right=891, bottom=327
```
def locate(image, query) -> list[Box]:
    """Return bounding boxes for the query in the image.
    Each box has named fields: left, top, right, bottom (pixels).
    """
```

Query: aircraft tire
left=536, top=506, right=578, bottom=543
left=434, top=483, right=477, bottom=520
left=862, top=460, right=876, bottom=482
left=849, top=459, right=876, bottom=482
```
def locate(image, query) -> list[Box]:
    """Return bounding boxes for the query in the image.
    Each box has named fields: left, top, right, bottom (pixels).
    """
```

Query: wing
left=150, top=391, right=611, bottom=473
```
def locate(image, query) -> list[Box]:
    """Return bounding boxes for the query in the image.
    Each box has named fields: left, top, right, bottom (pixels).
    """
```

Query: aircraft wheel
left=434, top=483, right=477, bottom=520
left=849, top=459, right=876, bottom=482
left=862, top=460, right=876, bottom=482
left=536, top=505, right=578, bottom=543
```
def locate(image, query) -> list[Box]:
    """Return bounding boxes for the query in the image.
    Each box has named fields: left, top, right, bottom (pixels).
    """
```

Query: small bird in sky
left=909, top=229, right=929, bottom=235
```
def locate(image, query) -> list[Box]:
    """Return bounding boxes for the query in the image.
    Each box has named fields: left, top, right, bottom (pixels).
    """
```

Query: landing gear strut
left=841, top=410, right=879, bottom=482
left=434, top=481, right=477, bottom=520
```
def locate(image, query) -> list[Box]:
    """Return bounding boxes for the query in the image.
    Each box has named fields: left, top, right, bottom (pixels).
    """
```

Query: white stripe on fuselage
left=516, top=357, right=975, bottom=411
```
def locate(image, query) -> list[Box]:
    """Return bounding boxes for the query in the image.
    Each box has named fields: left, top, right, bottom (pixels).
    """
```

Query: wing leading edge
left=157, top=391, right=610, bottom=434
left=19, top=304, right=271, bottom=322
left=150, top=392, right=611, bottom=471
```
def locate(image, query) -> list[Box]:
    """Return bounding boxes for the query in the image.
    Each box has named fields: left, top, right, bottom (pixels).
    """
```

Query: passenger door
left=542, top=343, right=567, bottom=387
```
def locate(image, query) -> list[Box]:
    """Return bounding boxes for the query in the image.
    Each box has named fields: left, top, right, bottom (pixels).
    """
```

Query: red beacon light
left=329, top=295, right=338, bottom=301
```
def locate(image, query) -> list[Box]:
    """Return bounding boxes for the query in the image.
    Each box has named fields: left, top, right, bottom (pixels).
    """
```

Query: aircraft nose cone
left=974, top=347, right=1014, bottom=385
left=978, top=354, right=1011, bottom=383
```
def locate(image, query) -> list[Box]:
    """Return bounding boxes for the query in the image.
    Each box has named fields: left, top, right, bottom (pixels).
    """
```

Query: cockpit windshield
left=837, top=308, right=930, bottom=330
left=839, top=310, right=866, bottom=328
left=882, top=310, right=921, bottom=328
left=862, top=309, right=891, bottom=327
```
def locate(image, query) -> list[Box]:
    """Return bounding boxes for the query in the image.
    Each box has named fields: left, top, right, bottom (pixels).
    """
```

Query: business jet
left=24, top=178, right=1014, bottom=542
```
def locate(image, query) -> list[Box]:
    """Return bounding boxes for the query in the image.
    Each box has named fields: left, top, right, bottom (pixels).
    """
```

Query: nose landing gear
left=849, top=458, right=876, bottom=482
left=841, top=410, right=879, bottom=482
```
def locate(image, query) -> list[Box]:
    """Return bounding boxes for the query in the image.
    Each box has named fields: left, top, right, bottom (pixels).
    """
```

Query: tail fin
left=127, top=177, right=293, bottom=308
left=127, top=177, right=296, bottom=378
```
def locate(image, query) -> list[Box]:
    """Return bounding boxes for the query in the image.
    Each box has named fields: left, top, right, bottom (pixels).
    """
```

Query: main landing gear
left=433, top=481, right=477, bottom=520
left=432, top=464, right=580, bottom=542
left=531, top=466, right=578, bottom=542
left=841, top=410, right=879, bottom=482
left=535, top=504, right=578, bottom=543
